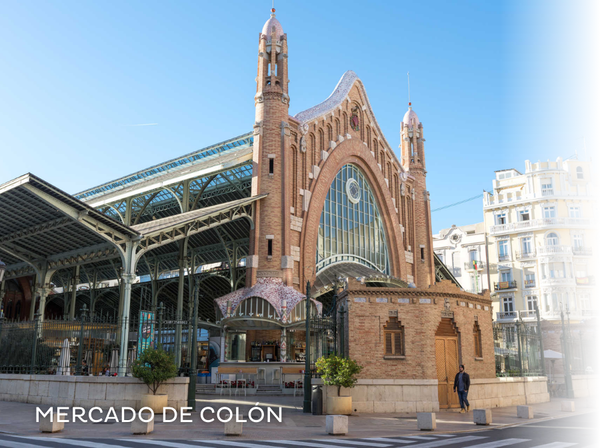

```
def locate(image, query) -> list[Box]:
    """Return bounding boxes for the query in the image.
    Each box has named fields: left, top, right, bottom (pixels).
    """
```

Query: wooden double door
left=435, top=336, right=460, bottom=409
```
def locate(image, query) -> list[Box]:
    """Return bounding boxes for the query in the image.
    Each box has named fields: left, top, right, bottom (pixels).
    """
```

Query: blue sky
left=0, top=1, right=596, bottom=233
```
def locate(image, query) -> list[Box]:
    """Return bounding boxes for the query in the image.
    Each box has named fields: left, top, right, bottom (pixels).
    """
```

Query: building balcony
left=573, top=247, right=593, bottom=256
left=537, top=245, right=572, bottom=256
left=540, top=277, right=575, bottom=286
left=496, top=311, right=518, bottom=321
left=495, top=280, right=517, bottom=291
left=498, top=254, right=511, bottom=262
left=582, top=309, right=600, bottom=318
left=515, top=251, right=535, bottom=260
left=524, top=279, right=536, bottom=288
left=489, top=218, right=592, bottom=235
left=464, top=261, right=486, bottom=271
left=575, top=276, right=595, bottom=286
left=519, top=310, right=537, bottom=319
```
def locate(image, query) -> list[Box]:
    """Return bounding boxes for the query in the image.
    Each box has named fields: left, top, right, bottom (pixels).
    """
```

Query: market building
left=0, top=8, right=528, bottom=412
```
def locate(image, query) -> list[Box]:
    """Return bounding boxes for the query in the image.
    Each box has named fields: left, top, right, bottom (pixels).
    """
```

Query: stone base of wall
left=469, top=377, right=549, bottom=408
left=315, top=377, right=549, bottom=413
left=316, top=379, right=439, bottom=414
left=0, top=374, right=189, bottom=410
left=572, top=375, right=599, bottom=398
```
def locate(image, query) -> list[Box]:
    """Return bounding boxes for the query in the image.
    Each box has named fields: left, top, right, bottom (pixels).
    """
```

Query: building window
left=548, top=262, right=565, bottom=278
left=269, top=158, right=274, bottom=175
left=546, top=232, right=559, bottom=246
left=519, top=210, right=530, bottom=221
left=473, top=322, right=483, bottom=358
left=420, top=247, right=425, bottom=261
left=498, top=240, right=509, bottom=260
left=524, top=272, right=536, bottom=288
left=500, top=270, right=512, bottom=283
left=267, top=239, right=273, bottom=257
left=527, top=295, right=538, bottom=311
left=541, top=179, right=553, bottom=196
left=502, top=296, right=514, bottom=312
left=521, top=237, right=532, bottom=255
left=543, top=206, right=556, bottom=219
left=573, top=234, right=583, bottom=249
left=496, top=212, right=507, bottom=225
left=576, top=166, right=584, bottom=179
left=569, top=206, right=581, bottom=219
left=317, top=164, right=389, bottom=274
left=384, top=317, right=405, bottom=357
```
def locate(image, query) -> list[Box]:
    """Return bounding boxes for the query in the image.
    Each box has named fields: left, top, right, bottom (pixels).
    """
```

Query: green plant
left=131, top=347, right=178, bottom=395
left=315, top=354, right=363, bottom=397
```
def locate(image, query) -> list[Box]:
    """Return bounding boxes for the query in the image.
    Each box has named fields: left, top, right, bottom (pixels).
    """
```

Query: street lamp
left=560, top=303, right=574, bottom=399
left=0, top=259, right=6, bottom=283
left=303, top=265, right=314, bottom=414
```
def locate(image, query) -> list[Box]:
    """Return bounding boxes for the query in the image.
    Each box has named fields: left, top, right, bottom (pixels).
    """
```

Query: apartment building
left=483, top=157, right=596, bottom=325
left=433, top=223, right=490, bottom=294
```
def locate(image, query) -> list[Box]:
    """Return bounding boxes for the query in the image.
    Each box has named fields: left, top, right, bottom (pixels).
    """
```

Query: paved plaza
left=0, top=396, right=596, bottom=445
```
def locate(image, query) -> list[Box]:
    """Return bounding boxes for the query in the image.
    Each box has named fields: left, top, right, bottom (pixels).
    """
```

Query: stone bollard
left=326, top=415, right=348, bottom=435
left=561, top=401, right=575, bottom=412
left=39, top=414, right=64, bottom=433
left=417, top=412, right=436, bottom=431
left=131, top=412, right=154, bottom=435
left=473, top=409, right=492, bottom=425
left=225, top=420, right=243, bottom=436
left=517, top=405, right=534, bottom=419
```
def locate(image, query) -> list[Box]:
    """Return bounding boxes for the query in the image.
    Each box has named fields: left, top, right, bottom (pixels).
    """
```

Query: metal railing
left=519, top=310, right=537, bottom=319
left=498, top=254, right=511, bottom=261
left=537, top=245, right=572, bottom=256
left=494, top=280, right=517, bottom=290
left=524, top=279, right=536, bottom=288
left=496, top=311, right=518, bottom=320
left=494, top=322, right=544, bottom=377
left=515, top=251, right=535, bottom=260
left=464, top=261, right=486, bottom=271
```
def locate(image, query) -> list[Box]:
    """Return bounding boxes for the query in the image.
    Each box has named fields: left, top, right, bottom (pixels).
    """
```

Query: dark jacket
left=453, top=371, right=470, bottom=391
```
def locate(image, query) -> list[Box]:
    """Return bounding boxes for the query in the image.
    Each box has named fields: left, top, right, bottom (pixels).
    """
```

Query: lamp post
left=560, top=304, right=574, bottom=399
left=187, top=284, right=199, bottom=410
left=534, top=303, right=546, bottom=376
left=0, top=259, right=5, bottom=319
left=303, top=278, right=312, bottom=413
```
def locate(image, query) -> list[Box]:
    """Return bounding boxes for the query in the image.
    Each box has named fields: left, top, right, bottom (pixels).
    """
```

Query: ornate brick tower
left=400, top=103, right=436, bottom=287
left=247, top=8, right=294, bottom=286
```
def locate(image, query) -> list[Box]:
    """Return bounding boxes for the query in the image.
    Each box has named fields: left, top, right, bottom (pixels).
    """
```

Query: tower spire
left=407, top=71, right=411, bottom=107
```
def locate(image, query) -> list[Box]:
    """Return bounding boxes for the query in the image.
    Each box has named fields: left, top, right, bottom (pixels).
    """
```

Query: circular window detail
left=346, top=178, right=361, bottom=204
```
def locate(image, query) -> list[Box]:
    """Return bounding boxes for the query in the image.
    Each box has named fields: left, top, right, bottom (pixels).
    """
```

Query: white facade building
left=483, top=157, right=596, bottom=324
left=433, top=223, right=490, bottom=294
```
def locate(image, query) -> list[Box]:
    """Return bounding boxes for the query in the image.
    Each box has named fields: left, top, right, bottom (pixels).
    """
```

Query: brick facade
left=342, top=279, right=496, bottom=380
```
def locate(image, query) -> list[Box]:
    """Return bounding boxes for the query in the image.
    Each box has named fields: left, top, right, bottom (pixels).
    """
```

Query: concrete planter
left=140, top=394, right=168, bottom=414
left=327, top=396, right=352, bottom=415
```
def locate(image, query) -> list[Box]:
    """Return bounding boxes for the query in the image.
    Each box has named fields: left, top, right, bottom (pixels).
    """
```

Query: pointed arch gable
left=294, top=70, right=405, bottom=175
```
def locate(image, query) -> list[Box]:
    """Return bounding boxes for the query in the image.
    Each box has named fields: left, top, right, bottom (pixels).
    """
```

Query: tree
left=315, top=354, right=363, bottom=397
left=131, top=347, right=178, bottom=395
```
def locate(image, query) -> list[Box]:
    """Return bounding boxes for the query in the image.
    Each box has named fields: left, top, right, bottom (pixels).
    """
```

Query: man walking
left=453, top=364, right=470, bottom=413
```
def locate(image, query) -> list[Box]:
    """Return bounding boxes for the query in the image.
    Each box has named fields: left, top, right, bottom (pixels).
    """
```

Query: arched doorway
left=435, top=318, right=460, bottom=408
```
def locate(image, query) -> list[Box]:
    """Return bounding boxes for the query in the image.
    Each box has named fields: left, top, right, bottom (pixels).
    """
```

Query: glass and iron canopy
left=317, top=164, right=389, bottom=275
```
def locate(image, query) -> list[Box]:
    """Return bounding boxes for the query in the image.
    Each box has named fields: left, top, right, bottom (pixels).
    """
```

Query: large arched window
left=317, top=164, right=389, bottom=274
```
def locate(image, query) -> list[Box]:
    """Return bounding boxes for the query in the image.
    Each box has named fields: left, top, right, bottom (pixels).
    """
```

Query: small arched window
left=576, top=166, right=584, bottom=179
left=384, top=316, right=405, bottom=357
left=546, top=232, right=559, bottom=246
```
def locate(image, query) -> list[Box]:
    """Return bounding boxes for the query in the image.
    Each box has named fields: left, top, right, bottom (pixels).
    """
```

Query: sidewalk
left=0, top=395, right=595, bottom=440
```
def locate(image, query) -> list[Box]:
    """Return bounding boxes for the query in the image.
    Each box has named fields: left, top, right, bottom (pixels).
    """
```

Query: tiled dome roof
left=403, top=105, right=420, bottom=128
left=262, top=10, right=284, bottom=41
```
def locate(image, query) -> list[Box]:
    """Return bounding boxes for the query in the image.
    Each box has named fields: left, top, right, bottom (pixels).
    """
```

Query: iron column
left=560, top=306, right=574, bottom=398
left=187, top=284, right=199, bottom=410
left=535, top=304, right=546, bottom=376
left=303, top=280, right=312, bottom=413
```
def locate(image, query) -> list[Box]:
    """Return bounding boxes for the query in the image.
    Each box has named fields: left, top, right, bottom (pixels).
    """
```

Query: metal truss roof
left=75, top=132, right=253, bottom=205
left=0, top=174, right=139, bottom=277
left=434, top=253, right=462, bottom=288
left=0, top=174, right=263, bottom=287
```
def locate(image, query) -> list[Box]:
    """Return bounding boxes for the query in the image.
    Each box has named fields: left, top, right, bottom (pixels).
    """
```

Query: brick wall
left=344, top=279, right=495, bottom=380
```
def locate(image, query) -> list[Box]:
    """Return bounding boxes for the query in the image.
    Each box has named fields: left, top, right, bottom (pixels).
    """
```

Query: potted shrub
left=131, top=347, right=178, bottom=414
left=316, top=354, right=363, bottom=415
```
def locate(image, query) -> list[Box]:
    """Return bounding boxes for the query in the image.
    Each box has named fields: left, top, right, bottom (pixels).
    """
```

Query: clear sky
left=0, top=1, right=597, bottom=233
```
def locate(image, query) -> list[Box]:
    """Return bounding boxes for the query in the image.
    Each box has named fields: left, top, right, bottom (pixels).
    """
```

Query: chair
left=218, top=379, right=231, bottom=396
left=257, top=367, right=266, bottom=385
left=293, top=379, right=303, bottom=397
left=272, top=368, right=281, bottom=385
left=235, top=378, right=247, bottom=396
